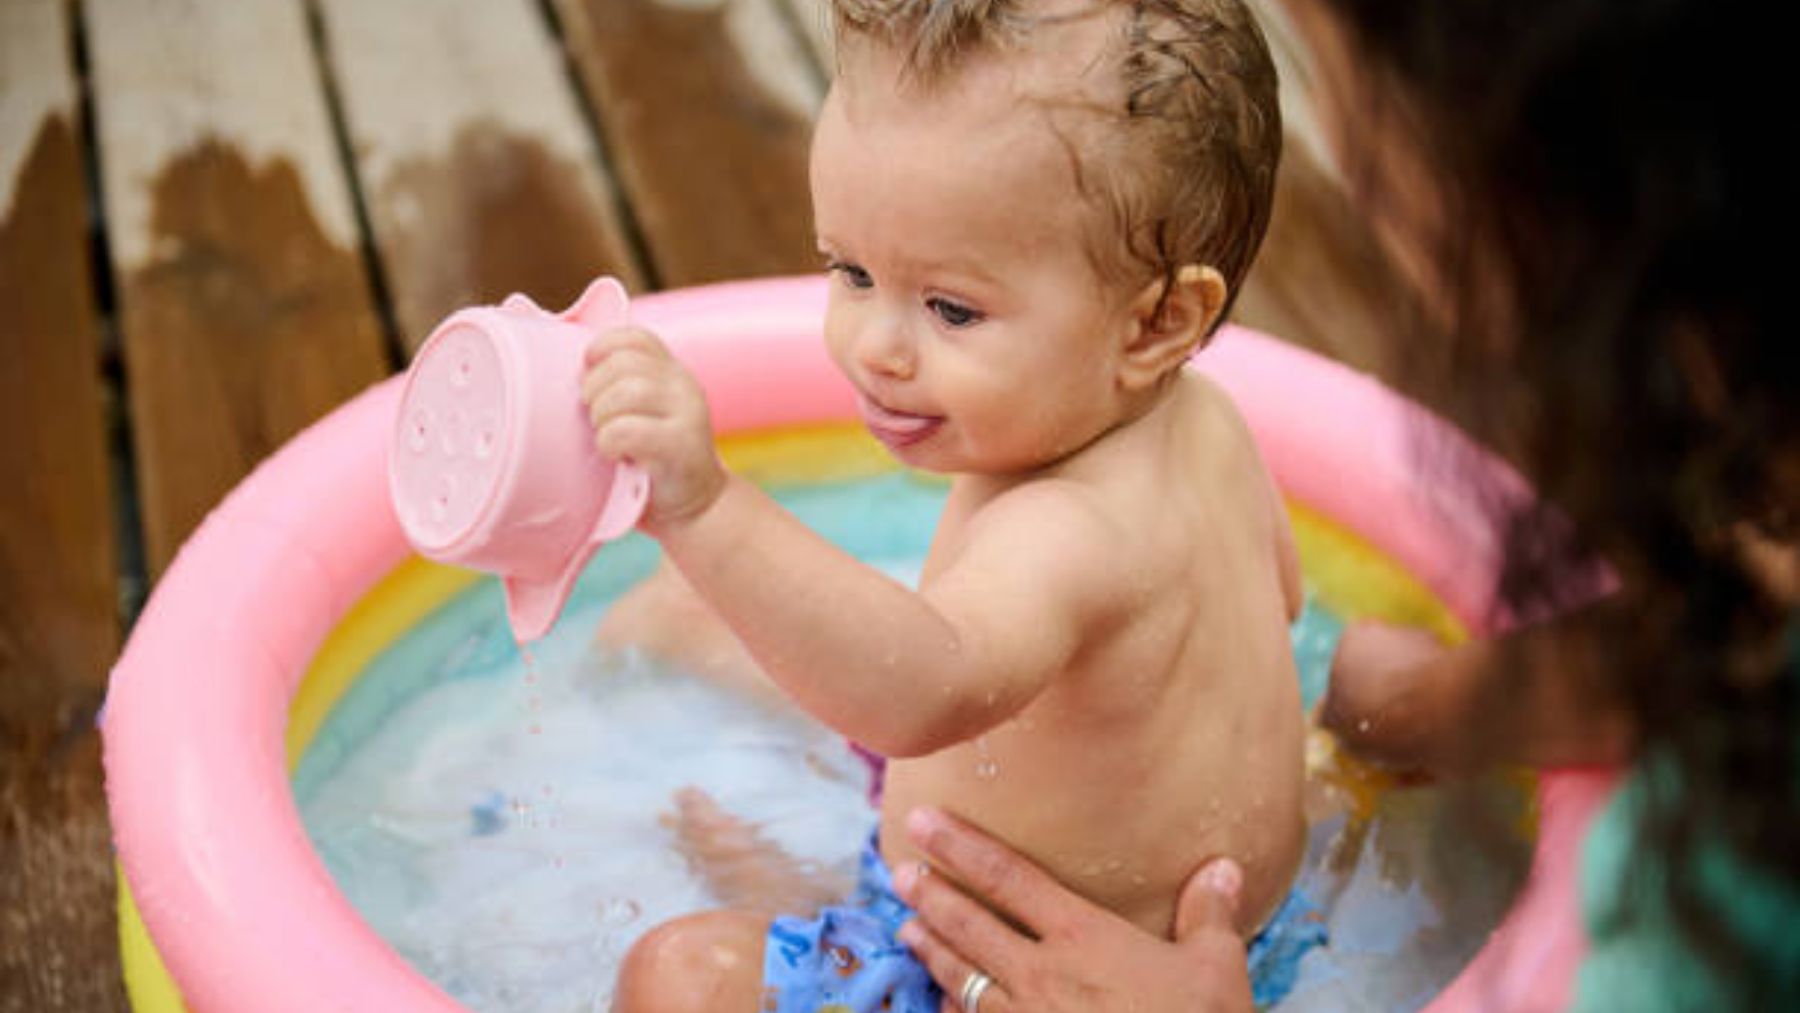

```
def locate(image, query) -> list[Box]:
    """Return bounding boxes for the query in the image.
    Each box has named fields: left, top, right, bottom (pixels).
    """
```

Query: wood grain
left=1233, top=143, right=1407, bottom=383
left=316, top=0, right=646, bottom=353
left=0, top=1, right=128, bottom=1006
left=86, top=0, right=391, bottom=574
left=551, top=0, right=823, bottom=286
left=778, top=0, right=833, bottom=72
left=1233, top=0, right=1408, bottom=386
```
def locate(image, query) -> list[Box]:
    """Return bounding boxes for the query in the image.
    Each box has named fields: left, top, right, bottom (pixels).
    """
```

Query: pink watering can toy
left=388, top=277, right=650, bottom=642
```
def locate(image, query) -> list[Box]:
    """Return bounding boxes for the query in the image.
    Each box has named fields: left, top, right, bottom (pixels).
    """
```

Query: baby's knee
left=613, top=911, right=768, bottom=1013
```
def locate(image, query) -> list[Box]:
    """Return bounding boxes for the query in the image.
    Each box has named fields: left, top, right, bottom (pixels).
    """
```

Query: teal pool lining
left=292, top=473, right=951, bottom=799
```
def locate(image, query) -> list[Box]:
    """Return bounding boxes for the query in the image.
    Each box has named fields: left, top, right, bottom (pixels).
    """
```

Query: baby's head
left=812, top=0, right=1280, bottom=472
left=824, top=0, right=1278, bottom=323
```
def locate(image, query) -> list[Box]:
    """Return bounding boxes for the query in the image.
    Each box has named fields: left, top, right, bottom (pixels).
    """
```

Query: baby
left=584, top=0, right=1305, bottom=1008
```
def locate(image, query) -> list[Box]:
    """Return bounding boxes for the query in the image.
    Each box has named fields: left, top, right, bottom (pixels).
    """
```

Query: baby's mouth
left=855, top=393, right=944, bottom=448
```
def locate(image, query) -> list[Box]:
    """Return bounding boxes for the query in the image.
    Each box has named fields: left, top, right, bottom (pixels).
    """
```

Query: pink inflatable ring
left=102, top=276, right=1616, bottom=1010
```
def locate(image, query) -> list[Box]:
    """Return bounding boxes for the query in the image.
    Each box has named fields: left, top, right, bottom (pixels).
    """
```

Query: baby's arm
left=661, top=473, right=1125, bottom=756
left=582, top=328, right=1128, bottom=757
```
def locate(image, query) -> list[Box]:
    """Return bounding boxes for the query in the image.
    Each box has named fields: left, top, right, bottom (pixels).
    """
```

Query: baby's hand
left=581, top=326, right=724, bottom=531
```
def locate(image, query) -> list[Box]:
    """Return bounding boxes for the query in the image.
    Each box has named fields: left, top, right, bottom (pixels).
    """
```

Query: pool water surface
left=296, top=470, right=1529, bottom=1011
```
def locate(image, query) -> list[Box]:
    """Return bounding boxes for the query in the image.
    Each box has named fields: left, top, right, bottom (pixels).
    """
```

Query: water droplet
left=453, top=357, right=473, bottom=389
left=974, top=736, right=998, bottom=780
left=1356, top=719, right=1372, bottom=733
left=474, top=430, right=496, bottom=459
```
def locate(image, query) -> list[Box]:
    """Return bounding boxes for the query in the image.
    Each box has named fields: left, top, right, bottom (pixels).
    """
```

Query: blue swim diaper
left=1248, top=884, right=1329, bottom=1007
left=761, top=833, right=1325, bottom=1012
left=762, top=834, right=939, bottom=1013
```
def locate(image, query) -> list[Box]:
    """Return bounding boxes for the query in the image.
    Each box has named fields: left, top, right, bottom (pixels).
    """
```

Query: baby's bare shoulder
left=961, top=476, right=1123, bottom=563
left=937, top=476, right=1146, bottom=616
left=1178, top=371, right=1261, bottom=450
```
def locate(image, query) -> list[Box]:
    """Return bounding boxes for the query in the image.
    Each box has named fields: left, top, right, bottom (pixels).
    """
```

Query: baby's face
left=810, top=47, right=1142, bottom=475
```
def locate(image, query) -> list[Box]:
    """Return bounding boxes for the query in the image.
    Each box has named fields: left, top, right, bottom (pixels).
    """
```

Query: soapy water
left=299, top=616, right=877, bottom=1011
left=295, top=475, right=1529, bottom=1011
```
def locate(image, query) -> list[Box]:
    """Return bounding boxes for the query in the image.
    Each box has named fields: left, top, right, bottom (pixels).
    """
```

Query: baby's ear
left=1119, top=265, right=1227, bottom=391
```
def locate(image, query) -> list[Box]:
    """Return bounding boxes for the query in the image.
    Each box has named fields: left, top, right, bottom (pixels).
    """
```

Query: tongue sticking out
left=858, top=394, right=941, bottom=447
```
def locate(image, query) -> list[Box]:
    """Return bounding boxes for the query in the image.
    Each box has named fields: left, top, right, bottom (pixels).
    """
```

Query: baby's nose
left=859, top=317, right=915, bottom=380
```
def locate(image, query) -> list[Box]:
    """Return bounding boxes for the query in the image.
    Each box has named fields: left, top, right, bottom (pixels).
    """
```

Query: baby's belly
left=877, top=727, right=1305, bottom=938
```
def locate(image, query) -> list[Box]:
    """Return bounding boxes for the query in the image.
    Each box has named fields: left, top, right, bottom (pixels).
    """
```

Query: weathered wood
left=551, top=0, right=824, bottom=286
left=86, top=0, right=392, bottom=575
left=779, top=0, right=833, bottom=73
left=1232, top=0, right=1407, bottom=384
left=1, top=2, right=129, bottom=1007
left=1233, top=143, right=1407, bottom=383
left=315, top=0, right=646, bottom=354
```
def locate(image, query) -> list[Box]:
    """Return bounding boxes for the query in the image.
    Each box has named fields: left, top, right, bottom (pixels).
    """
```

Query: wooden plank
left=314, top=0, right=646, bottom=354
left=1, top=1, right=129, bottom=1007
left=87, top=0, right=391, bottom=575
left=1233, top=144, right=1407, bottom=383
left=779, top=0, right=833, bottom=72
left=1232, top=0, right=1407, bottom=384
left=551, top=0, right=824, bottom=286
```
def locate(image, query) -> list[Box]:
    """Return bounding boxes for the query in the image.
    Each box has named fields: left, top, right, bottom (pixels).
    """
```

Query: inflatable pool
left=102, top=276, right=1615, bottom=1011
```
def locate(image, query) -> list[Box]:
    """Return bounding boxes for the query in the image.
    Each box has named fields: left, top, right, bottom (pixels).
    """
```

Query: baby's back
left=879, top=373, right=1306, bottom=938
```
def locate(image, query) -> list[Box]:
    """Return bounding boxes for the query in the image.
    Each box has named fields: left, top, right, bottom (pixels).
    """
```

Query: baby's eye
left=826, top=260, right=874, bottom=290
left=927, top=296, right=984, bottom=328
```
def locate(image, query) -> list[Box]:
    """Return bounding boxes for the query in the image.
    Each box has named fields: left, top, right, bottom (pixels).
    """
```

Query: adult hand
left=891, top=807, right=1254, bottom=1013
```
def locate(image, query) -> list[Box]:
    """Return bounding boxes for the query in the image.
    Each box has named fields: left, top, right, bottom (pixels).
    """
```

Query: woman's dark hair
left=1315, top=0, right=1796, bottom=1001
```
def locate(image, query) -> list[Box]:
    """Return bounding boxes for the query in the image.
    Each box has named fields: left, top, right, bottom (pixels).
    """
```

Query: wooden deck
left=0, top=0, right=1399, bottom=1007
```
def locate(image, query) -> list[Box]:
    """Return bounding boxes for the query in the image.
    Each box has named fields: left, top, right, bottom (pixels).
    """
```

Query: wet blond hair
left=829, top=0, right=1281, bottom=328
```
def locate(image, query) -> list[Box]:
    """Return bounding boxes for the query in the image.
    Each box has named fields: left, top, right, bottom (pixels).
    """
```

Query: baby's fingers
left=590, top=412, right=662, bottom=466
left=583, top=324, right=668, bottom=368
left=580, top=340, right=663, bottom=402
left=584, top=367, right=671, bottom=432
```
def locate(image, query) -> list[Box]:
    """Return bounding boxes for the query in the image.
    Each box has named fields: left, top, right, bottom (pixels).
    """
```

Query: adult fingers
left=1170, top=858, right=1256, bottom=1013
left=893, top=857, right=1031, bottom=989
left=1172, top=856, right=1242, bottom=943
left=894, top=918, right=1015, bottom=1013
left=903, top=807, right=1080, bottom=939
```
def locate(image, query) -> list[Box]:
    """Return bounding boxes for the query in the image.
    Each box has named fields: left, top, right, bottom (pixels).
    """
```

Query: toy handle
left=594, top=462, right=649, bottom=542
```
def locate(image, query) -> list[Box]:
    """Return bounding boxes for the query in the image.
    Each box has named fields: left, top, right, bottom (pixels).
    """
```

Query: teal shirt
left=1572, top=620, right=1800, bottom=1010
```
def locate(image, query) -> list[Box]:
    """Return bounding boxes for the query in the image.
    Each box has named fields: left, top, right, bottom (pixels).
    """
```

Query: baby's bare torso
left=878, top=373, right=1305, bottom=938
